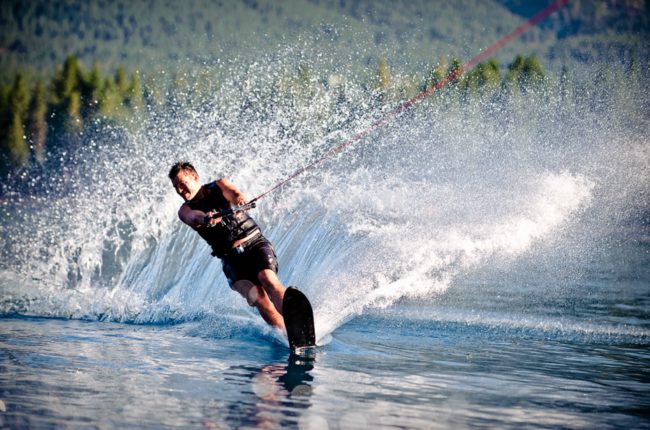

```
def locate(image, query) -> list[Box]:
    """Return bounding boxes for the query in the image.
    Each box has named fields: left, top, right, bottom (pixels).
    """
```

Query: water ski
left=282, top=287, right=316, bottom=352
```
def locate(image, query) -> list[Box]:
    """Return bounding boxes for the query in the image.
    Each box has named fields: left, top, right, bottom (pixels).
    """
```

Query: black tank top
left=184, top=181, right=259, bottom=258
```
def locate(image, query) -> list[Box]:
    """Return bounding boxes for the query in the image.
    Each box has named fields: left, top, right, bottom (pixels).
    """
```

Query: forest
left=2, top=44, right=648, bottom=196
left=0, top=52, right=555, bottom=177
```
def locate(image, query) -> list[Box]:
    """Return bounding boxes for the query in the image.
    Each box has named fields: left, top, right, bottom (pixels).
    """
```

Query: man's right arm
left=178, top=204, right=221, bottom=229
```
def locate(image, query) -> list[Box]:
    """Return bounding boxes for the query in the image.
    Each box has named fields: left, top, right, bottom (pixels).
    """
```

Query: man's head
left=169, top=161, right=201, bottom=201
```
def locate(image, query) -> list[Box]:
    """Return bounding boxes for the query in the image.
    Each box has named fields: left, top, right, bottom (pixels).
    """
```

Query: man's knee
left=232, top=280, right=260, bottom=307
left=258, top=269, right=279, bottom=286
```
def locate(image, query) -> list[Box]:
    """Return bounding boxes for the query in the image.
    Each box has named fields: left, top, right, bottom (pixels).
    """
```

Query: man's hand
left=179, top=205, right=221, bottom=230
left=203, top=210, right=222, bottom=227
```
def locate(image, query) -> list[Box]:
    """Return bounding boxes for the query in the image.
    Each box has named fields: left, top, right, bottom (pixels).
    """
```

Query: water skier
left=169, top=161, right=286, bottom=330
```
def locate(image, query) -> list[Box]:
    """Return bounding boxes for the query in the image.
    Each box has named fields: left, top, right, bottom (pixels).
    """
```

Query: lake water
left=1, top=230, right=648, bottom=429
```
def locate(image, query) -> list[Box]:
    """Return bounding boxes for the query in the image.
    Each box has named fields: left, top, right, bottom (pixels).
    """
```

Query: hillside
left=1, top=0, right=647, bottom=82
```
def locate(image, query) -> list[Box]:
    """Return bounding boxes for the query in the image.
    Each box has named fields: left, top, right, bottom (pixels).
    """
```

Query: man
left=169, top=161, right=286, bottom=330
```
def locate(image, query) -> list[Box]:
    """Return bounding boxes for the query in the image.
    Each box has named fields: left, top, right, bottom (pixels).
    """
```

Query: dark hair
left=168, top=161, right=198, bottom=180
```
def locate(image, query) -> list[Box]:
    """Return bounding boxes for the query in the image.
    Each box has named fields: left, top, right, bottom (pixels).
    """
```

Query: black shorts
left=221, top=236, right=278, bottom=288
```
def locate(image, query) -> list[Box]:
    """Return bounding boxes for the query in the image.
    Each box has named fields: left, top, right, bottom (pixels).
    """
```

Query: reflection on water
left=217, top=353, right=316, bottom=429
left=0, top=317, right=324, bottom=430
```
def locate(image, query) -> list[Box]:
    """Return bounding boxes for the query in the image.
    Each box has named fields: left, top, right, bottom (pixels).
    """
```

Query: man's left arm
left=216, top=178, right=248, bottom=206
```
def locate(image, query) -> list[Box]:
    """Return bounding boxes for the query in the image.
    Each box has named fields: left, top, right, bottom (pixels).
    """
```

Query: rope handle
left=204, top=201, right=257, bottom=226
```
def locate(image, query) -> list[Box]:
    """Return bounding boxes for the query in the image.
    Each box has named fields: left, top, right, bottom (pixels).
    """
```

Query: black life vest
left=184, top=181, right=259, bottom=257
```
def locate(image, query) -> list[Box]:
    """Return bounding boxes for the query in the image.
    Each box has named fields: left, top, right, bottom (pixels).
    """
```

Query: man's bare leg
left=258, top=269, right=286, bottom=315
left=232, top=280, right=285, bottom=330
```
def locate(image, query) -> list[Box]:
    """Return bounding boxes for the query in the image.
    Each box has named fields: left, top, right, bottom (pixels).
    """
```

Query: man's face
left=171, top=170, right=200, bottom=201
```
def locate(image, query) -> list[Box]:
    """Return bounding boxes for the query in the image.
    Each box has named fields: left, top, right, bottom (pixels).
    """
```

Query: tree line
left=0, top=55, right=151, bottom=175
left=0, top=53, right=551, bottom=176
left=376, top=54, right=547, bottom=103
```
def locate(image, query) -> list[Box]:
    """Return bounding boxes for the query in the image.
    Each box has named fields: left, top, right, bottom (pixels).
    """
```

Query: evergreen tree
left=376, top=56, right=390, bottom=104
left=115, top=66, right=129, bottom=95
left=111, top=66, right=132, bottom=119
left=80, top=62, right=103, bottom=120
left=10, top=74, right=29, bottom=118
left=0, top=84, right=10, bottom=113
left=481, top=58, right=501, bottom=89
left=505, top=54, right=545, bottom=94
left=377, top=56, right=390, bottom=90
left=0, top=83, right=13, bottom=173
left=6, top=112, right=29, bottom=168
left=424, top=62, right=444, bottom=91
left=55, top=55, right=82, bottom=100
left=505, top=54, right=525, bottom=92
left=50, top=55, right=85, bottom=145
left=422, top=56, right=448, bottom=104
left=98, top=76, right=121, bottom=118
left=125, top=72, right=144, bottom=113
left=463, top=58, right=501, bottom=97
left=65, top=90, right=82, bottom=134
left=0, top=83, right=12, bottom=140
left=522, top=55, right=545, bottom=89
left=447, top=58, right=463, bottom=84
left=27, top=80, right=48, bottom=163
left=444, top=58, right=464, bottom=103
left=2, top=74, right=30, bottom=170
